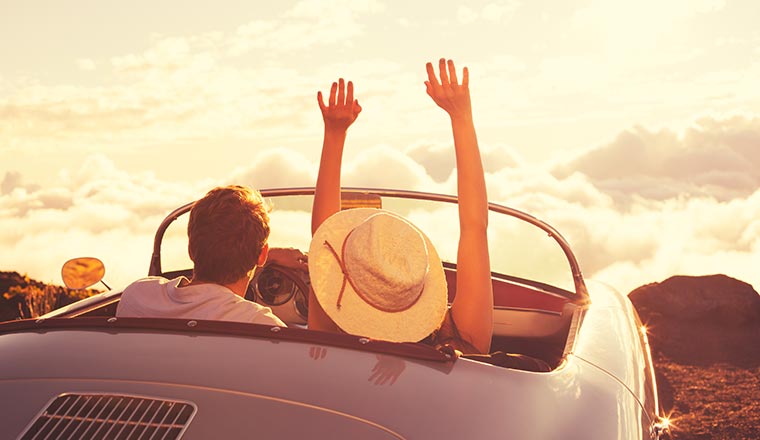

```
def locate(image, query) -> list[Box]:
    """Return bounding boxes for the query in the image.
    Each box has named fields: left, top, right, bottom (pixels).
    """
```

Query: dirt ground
left=654, top=354, right=760, bottom=439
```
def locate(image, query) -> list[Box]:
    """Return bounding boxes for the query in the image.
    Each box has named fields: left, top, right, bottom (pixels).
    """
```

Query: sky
left=1, top=0, right=759, bottom=294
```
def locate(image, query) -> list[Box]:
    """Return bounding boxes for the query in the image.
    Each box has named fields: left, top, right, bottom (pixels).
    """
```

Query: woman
left=308, top=59, right=492, bottom=354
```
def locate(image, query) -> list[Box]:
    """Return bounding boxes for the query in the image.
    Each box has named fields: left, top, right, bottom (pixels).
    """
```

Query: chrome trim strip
left=68, top=297, right=120, bottom=318
left=572, top=355, right=656, bottom=427
left=562, top=307, right=585, bottom=357
left=493, top=306, right=563, bottom=316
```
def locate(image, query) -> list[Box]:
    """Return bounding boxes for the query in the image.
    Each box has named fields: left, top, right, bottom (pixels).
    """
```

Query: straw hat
left=309, top=208, right=448, bottom=342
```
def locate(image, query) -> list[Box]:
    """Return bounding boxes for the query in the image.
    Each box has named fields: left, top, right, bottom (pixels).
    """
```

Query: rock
left=629, top=274, right=760, bottom=368
left=629, top=274, right=760, bottom=326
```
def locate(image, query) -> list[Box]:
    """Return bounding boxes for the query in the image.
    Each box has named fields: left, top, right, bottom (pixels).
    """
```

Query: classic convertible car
left=0, top=187, right=670, bottom=439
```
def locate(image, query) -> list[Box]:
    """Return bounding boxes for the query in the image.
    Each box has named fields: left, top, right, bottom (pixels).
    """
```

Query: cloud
left=396, top=18, right=413, bottom=28
left=574, top=0, right=727, bottom=34
left=553, top=116, right=760, bottom=203
left=527, top=116, right=760, bottom=292
left=344, top=146, right=433, bottom=190
left=590, top=195, right=760, bottom=294
left=2, top=171, right=24, bottom=195
left=229, top=0, right=384, bottom=55
left=482, top=1, right=521, bottom=22
left=77, top=59, right=96, bottom=71
left=3, top=120, right=759, bottom=298
left=286, top=0, right=384, bottom=18
left=111, top=36, right=195, bottom=73
left=0, top=156, right=213, bottom=287
left=406, top=142, right=521, bottom=183
left=371, top=140, right=758, bottom=294
left=567, top=0, right=735, bottom=85
left=457, top=7, right=479, bottom=25
left=0, top=1, right=387, bottom=152
left=457, top=1, right=520, bottom=24
left=229, top=148, right=316, bottom=189
left=405, top=143, right=456, bottom=182
left=485, top=183, right=760, bottom=295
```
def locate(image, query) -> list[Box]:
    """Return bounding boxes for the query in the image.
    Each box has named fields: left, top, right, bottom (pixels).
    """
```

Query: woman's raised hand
left=317, top=78, right=362, bottom=132
left=425, top=58, right=472, bottom=120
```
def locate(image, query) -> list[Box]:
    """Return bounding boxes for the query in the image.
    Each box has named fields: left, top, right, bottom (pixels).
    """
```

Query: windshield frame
left=148, top=187, right=589, bottom=304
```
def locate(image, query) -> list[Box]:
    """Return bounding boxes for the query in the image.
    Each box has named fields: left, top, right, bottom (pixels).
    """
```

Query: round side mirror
left=61, top=257, right=106, bottom=290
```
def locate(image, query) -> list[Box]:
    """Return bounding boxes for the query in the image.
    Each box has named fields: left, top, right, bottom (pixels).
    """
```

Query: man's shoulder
left=120, top=276, right=183, bottom=307
left=125, top=276, right=174, bottom=287
left=222, top=295, right=284, bottom=324
left=123, top=276, right=183, bottom=293
left=117, top=277, right=285, bottom=327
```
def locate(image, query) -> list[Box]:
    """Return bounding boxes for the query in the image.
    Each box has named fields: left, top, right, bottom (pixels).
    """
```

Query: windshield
left=158, top=191, right=577, bottom=294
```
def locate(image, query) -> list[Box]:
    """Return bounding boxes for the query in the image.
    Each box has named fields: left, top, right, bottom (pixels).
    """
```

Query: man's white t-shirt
left=116, top=276, right=285, bottom=327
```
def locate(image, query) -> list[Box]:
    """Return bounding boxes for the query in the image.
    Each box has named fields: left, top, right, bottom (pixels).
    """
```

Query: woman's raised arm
left=425, top=59, right=493, bottom=353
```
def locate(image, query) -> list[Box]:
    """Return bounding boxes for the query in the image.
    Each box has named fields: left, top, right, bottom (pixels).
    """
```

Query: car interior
left=54, top=189, right=587, bottom=373
left=61, top=260, right=581, bottom=372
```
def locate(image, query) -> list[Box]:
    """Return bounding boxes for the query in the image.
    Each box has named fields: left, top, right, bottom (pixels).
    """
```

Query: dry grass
left=1, top=271, right=98, bottom=319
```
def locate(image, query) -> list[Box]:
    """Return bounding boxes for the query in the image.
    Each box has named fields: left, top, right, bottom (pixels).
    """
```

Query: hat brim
left=309, top=208, right=448, bottom=342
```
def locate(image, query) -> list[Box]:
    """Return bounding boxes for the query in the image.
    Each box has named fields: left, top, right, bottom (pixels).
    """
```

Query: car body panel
left=1, top=188, right=664, bottom=439
left=2, top=282, right=654, bottom=439
left=574, top=280, right=660, bottom=422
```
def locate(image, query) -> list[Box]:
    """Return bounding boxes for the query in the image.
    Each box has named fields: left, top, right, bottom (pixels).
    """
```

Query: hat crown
left=343, top=213, right=429, bottom=312
left=309, top=208, right=448, bottom=343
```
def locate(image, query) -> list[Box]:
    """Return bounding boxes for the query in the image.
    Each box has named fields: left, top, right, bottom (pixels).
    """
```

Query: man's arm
left=309, top=78, right=361, bottom=332
left=265, top=247, right=308, bottom=272
left=425, top=59, right=493, bottom=354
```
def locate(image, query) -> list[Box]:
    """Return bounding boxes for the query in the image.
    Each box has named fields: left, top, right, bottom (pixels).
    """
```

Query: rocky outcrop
left=629, top=274, right=760, bottom=367
left=630, top=275, right=760, bottom=439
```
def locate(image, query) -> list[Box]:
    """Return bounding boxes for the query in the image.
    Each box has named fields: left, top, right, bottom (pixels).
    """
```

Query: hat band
left=323, top=239, right=424, bottom=313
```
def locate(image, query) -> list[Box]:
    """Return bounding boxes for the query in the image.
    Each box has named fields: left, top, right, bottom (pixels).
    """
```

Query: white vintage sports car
left=0, top=187, right=670, bottom=439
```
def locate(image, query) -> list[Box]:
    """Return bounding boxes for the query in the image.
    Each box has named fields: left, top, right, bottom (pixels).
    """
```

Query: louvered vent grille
left=19, top=393, right=197, bottom=440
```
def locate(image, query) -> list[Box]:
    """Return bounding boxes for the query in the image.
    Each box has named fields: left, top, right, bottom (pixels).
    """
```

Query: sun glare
left=659, top=411, right=679, bottom=435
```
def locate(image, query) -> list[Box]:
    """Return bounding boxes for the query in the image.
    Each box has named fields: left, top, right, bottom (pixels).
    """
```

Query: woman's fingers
left=317, top=91, right=326, bottom=112
left=346, top=80, right=354, bottom=105
left=321, top=79, right=355, bottom=108
left=428, top=59, right=464, bottom=97
left=338, top=78, right=345, bottom=106
left=447, top=59, right=458, bottom=85
left=438, top=58, right=449, bottom=85
left=329, top=82, right=338, bottom=107
left=426, top=62, right=440, bottom=88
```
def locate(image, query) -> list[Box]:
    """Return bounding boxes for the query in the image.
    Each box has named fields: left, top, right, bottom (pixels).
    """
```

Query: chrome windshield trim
left=493, top=306, right=563, bottom=316
left=148, top=187, right=588, bottom=302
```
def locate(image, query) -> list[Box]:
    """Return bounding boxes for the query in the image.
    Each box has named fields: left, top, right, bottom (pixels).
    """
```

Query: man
left=117, top=185, right=304, bottom=326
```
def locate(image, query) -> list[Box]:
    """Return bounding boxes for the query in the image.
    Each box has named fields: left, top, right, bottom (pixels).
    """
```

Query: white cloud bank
left=0, top=0, right=391, bottom=160
left=1, top=116, right=758, bottom=295
left=553, top=116, right=760, bottom=203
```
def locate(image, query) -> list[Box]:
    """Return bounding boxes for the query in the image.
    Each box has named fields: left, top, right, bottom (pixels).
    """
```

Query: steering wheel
left=247, top=264, right=310, bottom=321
